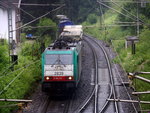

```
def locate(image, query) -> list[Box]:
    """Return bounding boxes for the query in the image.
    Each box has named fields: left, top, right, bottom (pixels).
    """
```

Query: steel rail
left=63, top=94, right=74, bottom=113
left=37, top=96, right=50, bottom=113
left=84, top=34, right=119, bottom=113
left=85, top=38, right=99, bottom=113
left=77, top=87, right=96, bottom=113
left=84, top=35, right=112, bottom=113
left=38, top=94, right=73, bottom=113
left=77, top=37, right=99, bottom=113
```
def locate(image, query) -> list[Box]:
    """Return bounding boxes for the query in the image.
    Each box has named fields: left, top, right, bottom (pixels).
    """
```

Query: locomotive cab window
left=45, top=54, right=73, bottom=65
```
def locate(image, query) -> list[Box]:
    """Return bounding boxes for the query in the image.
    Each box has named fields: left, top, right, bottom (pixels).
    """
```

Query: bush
left=0, top=41, right=41, bottom=113
left=0, top=40, right=9, bottom=72
left=87, top=14, right=97, bottom=24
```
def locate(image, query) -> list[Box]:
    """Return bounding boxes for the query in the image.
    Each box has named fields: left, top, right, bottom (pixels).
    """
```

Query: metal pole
left=107, top=99, right=150, bottom=104
left=0, top=99, right=32, bottom=102
left=8, top=9, right=13, bottom=64
left=131, top=41, right=135, bottom=54
left=132, top=91, right=150, bottom=95
left=128, top=73, right=150, bottom=83
left=137, top=1, right=140, bottom=37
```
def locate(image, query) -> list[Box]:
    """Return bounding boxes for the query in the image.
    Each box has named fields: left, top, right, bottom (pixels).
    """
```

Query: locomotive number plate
left=54, top=72, right=64, bottom=76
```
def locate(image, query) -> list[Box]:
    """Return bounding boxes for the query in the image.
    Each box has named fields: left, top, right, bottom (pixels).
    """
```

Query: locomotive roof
left=45, top=42, right=81, bottom=52
left=46, top=46, right=76, bottom=51
left=45, top=50, right=73, bottom=55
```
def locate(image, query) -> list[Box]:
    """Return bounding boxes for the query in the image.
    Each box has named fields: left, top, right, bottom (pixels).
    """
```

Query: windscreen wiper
left=51, top=55, right=66, bottom=67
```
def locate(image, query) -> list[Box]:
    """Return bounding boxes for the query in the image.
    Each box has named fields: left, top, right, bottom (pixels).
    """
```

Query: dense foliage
left=0, top=40, right=9, bottom=72
left=0, top=40, right=41, bottom=113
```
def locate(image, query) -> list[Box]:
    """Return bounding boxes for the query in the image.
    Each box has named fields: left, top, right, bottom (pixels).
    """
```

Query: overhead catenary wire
left=110, top=0, right=144, bottom=24
left=101, top=1, right=150, bottom=3
left=97, top=1, right=143, bottom=24
left=0, top=61, right=41, bottom=96
left=98, top=0, right=105, bottom=26
left=98, top=0, right=107, bottom=40
left=101, top=24, right=142, bottom=27
left=12, top=3, right=64, bottom=6
left=19, top=7, right=36, bottom=19
left=11, top=4, right=65, bottom=32
left=12, top=2, right=36, bottom=19
left=0, top=1, right=10, bottom=8
left=0, top=60, right=40, bottom=79
left=23, top=25, right=57, bottom=29
left=0, top=70, right=25, bottom=95
left=0, top=60, right=18, bottom=77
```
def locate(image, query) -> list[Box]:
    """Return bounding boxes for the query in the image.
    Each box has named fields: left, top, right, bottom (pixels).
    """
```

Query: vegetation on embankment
left=0, top=40, right=41, bottom=113
left=83, top=1, right=150, bottom=111
left=0, top=18, right=56, bottom=113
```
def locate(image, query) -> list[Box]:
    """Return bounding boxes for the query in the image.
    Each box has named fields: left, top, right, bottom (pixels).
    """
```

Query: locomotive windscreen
left=45, top=54, right=73, bottom=65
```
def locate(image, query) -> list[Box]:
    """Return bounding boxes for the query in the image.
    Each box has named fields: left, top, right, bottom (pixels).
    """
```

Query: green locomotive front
left=41, top=43, right=82, bottom=95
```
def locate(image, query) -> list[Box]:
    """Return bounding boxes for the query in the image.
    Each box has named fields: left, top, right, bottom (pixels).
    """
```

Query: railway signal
left=125, top=36, right=139, bottom=54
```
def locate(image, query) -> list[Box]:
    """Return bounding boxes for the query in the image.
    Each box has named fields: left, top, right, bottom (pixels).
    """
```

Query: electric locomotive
left=41, top=39, right=82, bottom=95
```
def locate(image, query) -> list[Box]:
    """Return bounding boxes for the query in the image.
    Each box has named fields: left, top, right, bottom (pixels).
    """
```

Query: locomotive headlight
left=68, top=76, right=72, bottom=80
left=46, top=77, right=50, bottom=80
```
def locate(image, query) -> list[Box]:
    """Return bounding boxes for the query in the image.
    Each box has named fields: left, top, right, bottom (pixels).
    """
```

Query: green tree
left=0, top=41, right=9, bottom=72
left=87, top=14, right=97, bottom=24
left=37, top=17, right=56, bottom=36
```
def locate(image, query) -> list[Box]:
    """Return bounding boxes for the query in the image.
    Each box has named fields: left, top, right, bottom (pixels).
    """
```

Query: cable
left=0, top=60, right=18, bottom=77
left=97, top=1, right=142, bottom=24
left=12, top=4, right=65, bottom=32
left=12, top=3, right=65, bottom=6
left=98, top=0, right=107, bottom=40
left=12, top=2, right=36, bottom=20
left=102, top=1, right=150, bottom=4
left=101, top=24, right=142, bottom=27
left=0, top=1, right=10, bottom=8
left=98, top=0, right=105, bottom=26
left=23, top=25, right=56, bottom=29
left=0, top=70, right=25, bottom=95
left=0, top=61, right=41, bottom=96
left=19, top=7, right=36, bottom=19
left=0, top=60, right=40, bottom=79
left=110, top=0, right=144, bottom=24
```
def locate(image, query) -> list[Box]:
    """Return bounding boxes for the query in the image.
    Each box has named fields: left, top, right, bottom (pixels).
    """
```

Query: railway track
left=75, top=35, right=119, bottom=113
left=37, top=94, right=73, bottom=113
left=77, top=36, right=98, bottom=113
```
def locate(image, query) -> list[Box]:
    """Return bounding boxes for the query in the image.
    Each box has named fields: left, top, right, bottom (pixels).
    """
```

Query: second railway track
left=76, top=35, right=119, bottom=113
